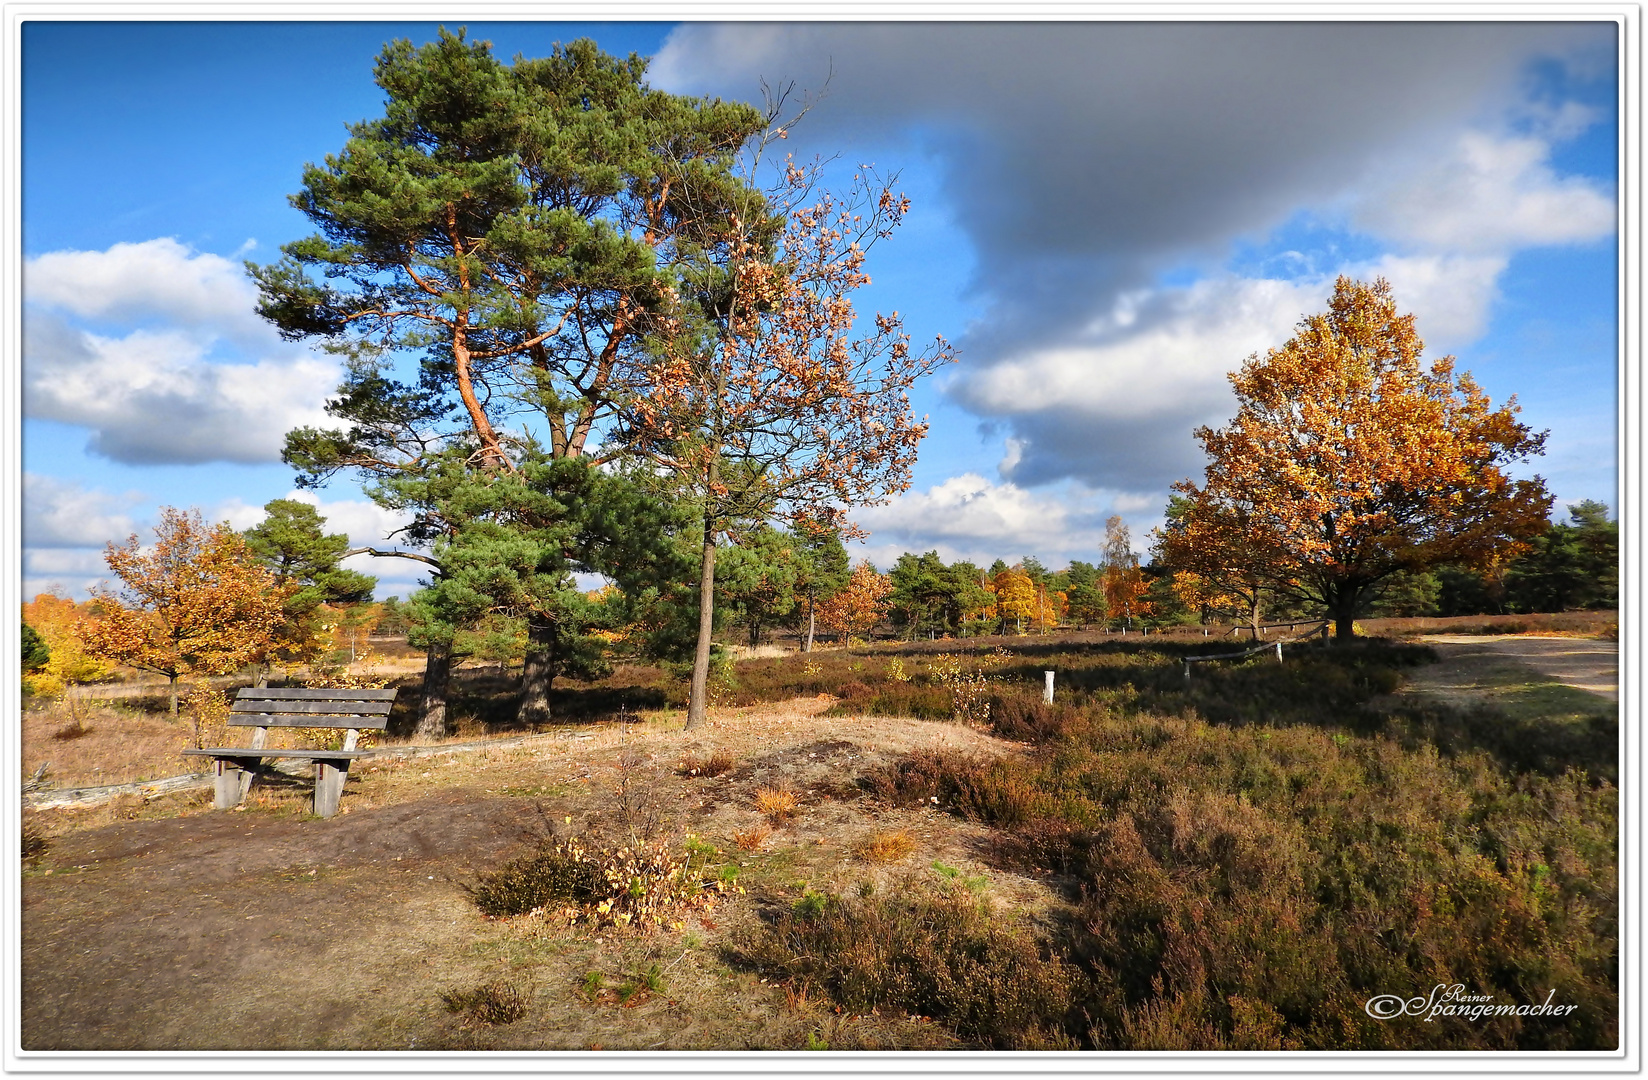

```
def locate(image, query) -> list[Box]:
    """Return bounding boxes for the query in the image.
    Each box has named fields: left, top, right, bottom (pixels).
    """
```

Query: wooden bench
left=182, top=687, right=397, bottom=817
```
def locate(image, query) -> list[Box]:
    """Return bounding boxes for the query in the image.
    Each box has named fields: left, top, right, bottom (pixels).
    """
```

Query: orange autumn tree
left=84, top=508, right=294, bottom=714
left=991, top=565, right=1037, bottom=634
left=1151, top=495, right=1271, bottom=634
left=20, top=592, right=114, bottom=698
left=1029, top=580, right=1066, bottom=635
left=1172, top=277, right=1551, bottom=642
left=1101, top=515, right=1150, bottom=629
left=625, top=150, right=953, bottom=728
left=816, top=560, right=893, bottom=643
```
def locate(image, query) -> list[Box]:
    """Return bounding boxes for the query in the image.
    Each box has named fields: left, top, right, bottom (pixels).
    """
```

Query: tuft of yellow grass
left=855, top=828, right=916, bottom=863
left=678, top=749, right=736, bottom=778
left=733, top=825, right=772, bottom=851
left=753, top=786, right=799, bottom=824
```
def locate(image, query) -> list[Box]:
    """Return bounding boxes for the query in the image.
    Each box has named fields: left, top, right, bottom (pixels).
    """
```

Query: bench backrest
left=230, top=687, right=397, bottom=730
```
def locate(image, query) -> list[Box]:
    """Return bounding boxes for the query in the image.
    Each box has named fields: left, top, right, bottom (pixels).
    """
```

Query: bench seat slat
left=184, top=748, right=373, bottom=760
left=234, top=687, right=398, bottom=701
left=228, top=713, right=390, bottom=729
left=230, top=699, right=393, bottom=716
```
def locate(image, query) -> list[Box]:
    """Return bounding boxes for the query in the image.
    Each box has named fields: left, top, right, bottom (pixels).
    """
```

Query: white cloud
left=22, top=473, right=143, bottom=548
left=850, top=473, right=1153, bottom=570
left=1350, top=253, right=1509, bottom=350
left=22, top=547, right=114, bottom=604
left=948, top=276, right=1324, bottom=489
left=25, top=237, right=277, bottom=348
left=961, top=276, right=1320, bottom=419
left=24, top=548, right=110, bottom=577
left=24, top=310, right=338, bottom=464
left=1351, top=129, right=1615, bottom=256
left=947, top=254, right=1516, bottom=493
left=23, top=239, right=343, bottom=465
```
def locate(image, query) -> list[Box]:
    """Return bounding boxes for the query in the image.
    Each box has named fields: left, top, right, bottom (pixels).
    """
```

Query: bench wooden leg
left=313, top=760, right=350, bottom=818
left=213, top=758, right=260, bottom=809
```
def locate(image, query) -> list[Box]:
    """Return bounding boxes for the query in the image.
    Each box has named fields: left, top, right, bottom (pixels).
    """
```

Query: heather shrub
left=871, top=706, right=1618, bottom=1050
left=986, top=690, right=1080, bottom=741
left=467, top=834, right=736, bottom=931
left=738, top=876, right=1086, bottom=1049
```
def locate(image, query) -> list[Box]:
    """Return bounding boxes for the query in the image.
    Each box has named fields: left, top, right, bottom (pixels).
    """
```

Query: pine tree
left=250, top=30, right=771, bottom=727
left=242, top=499, right=376, bottom=681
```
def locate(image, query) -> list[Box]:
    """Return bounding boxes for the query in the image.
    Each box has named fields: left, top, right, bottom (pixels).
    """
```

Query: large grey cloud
left=652, top=22, right=1616, bottom=494
left=23, top=239, right=339, bottom=465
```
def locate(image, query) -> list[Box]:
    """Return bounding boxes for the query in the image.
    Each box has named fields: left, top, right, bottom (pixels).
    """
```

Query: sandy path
left=1418, top=635, right=1618, bottom=702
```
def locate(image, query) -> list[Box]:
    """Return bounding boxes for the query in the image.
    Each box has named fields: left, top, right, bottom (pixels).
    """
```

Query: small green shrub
left=792, top=888, right=828, bottom=919
left=466, top=843, right=601, bottom=918
left=467, top=835, right=736, bottom=931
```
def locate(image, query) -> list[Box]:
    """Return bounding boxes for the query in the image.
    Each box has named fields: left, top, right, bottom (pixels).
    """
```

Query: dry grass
left=439, top=980, right=530, bottom=1026
left=21, top=698, right=197, bottom=789
left=733, top=825, right=773, bottom=851
left=854, top=828, right=916, bottom=863
left=753, top=786, right=799, bottom=824
left=677, top=749, right=736, bottom=777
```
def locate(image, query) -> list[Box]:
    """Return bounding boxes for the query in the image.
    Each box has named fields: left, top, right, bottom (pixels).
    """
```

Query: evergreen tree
left=1504, top=500, right=1618, bottom=612
left=21, top=621, right=49, bottom=675
left=1063, top=560, right=1106, bottom=628
left=378, top=447, right=695, bottom=730
left=717, top=526, right=801, bottom=649
left=888, top=551, right=960, bottom=640
left=947, top=561, right=997, bottom=637
left=250, top=30, right=770, bottom=726
left=243, top=498, right=377, bottom=681
left=792, top=523, right=850, bottom=652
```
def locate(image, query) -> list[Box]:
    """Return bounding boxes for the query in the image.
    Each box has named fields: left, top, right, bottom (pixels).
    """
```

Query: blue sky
left=18, top=20, right=1620, bottom=599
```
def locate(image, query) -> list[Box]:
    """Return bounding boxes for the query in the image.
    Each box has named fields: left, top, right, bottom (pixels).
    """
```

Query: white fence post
left=1275, top=641, right=1283, bottom=663
left=1044, top=670, right=1055, bottom=703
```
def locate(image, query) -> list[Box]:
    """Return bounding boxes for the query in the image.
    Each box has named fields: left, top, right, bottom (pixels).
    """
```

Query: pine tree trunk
left=417, top=640, right=451, bottom=739
left=804, top=591, right=815, bottom=653
left=685, top=520, right=717, bottom=732
left=517, top=618, right=556, bottom=728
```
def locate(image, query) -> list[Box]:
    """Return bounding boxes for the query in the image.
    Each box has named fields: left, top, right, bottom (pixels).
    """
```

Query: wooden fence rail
left=1184, top=622, right=1330, bottom=679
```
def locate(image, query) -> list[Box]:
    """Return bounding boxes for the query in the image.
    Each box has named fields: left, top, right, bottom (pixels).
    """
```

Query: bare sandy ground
left=1418, top=635, right=1618, bottom=702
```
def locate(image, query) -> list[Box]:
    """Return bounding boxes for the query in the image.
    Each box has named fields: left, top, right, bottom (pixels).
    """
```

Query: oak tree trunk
left=1332, top=586, right=1362, bottom=644
left=685, top=518, right=717, bottom=732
